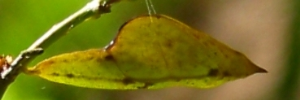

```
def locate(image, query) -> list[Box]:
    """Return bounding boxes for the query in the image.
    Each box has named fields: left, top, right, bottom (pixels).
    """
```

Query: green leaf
left=25, top=14, right=267, bottom=89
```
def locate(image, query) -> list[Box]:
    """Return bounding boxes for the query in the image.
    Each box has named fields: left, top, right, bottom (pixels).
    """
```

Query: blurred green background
left=0, top=0, right=298, bottom=100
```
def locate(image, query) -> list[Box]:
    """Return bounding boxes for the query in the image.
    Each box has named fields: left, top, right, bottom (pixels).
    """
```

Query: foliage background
left=0, top=0, right=298, bottom=100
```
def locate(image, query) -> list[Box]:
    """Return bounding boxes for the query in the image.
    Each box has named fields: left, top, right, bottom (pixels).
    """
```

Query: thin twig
left=1, top=0, right=110, bottom=79
left=0, top=0, right=122, bottom=99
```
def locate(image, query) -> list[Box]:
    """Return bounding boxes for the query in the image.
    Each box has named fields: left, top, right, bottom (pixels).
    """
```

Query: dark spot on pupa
left=28, top=70, right=41, bottom=74
left=62, top=59, right=68, bottom=63
left=66, top=74, right=75, bottom=78
left=104, top=54, right=115, bottom=61
left=51, top=73, right=59, bottom=76
left=175, top=79, right=181, bottom=82
left=190, top=82, right=195, bottom=85
left=224, top=54, right=229, bottom=58
left=122, top=78, right=134, bottom=85
left=204, top=79, right=209, bottom=82
left=213, top=52, right=218, bottom=56
left=153, top=15, right=162, bottom=19
left=208, top=69, right=219, bottom=76
left=165, top=41, right=173, bottom=48
left=223, top=71, right=231, bottom=76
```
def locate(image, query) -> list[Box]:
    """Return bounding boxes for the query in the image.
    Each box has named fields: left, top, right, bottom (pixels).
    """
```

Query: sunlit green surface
left=0, top=0, right=188, bottom=100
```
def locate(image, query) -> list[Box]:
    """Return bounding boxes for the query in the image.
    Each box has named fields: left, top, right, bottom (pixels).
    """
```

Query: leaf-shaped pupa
left=26, top=14, right=267, bottom=89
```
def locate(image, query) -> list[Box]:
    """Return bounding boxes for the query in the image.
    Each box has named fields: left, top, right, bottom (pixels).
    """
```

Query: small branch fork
left=0, top=0, right=120, bottom=99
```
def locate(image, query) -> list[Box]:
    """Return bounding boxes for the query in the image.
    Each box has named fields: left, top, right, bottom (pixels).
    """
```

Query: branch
left=0, top=0, right=122, bottom=99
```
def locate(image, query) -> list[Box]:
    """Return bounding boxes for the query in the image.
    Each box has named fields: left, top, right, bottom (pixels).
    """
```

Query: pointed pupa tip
left=256, top=66, right=268, bottom=73
left=250, top=61, right=267, bottom=73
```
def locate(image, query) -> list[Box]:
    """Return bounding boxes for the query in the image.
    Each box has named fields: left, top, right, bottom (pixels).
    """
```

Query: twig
left=0, top=0, right=121, bottom=99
